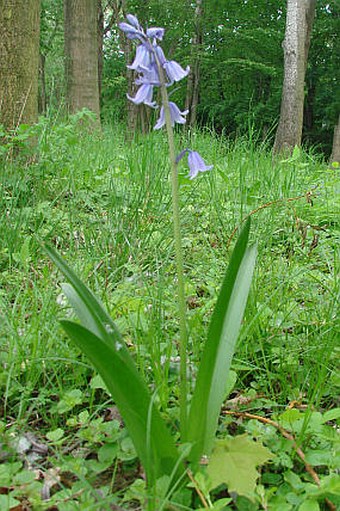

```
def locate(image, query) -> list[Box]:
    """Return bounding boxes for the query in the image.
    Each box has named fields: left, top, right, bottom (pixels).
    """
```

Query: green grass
left=0, top=119, right=339, bottom=510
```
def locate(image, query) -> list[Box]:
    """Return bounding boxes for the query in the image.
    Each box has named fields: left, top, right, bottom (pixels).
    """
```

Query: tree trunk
left=330, top=115, right=340, bottom=164
left=185, top=0, right=203, bottom=128
left=304, top=0, right=316, bottom=72
left=0, top=0, right=41, bottom=130
left=98, top=0, right=104, bottom=101
left=38, top=52, right=47, bottom=114
left=110, top=0, right=141, bottom=137
left=64, top=0, right=101, bottom=124
left=273, top=0, right=316, bottom=154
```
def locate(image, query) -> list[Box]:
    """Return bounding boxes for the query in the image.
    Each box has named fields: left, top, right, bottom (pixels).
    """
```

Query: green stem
left=155, top=59, right=188, bottom=439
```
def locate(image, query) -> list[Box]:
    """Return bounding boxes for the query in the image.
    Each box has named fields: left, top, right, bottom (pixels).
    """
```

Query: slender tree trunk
left=38, top=52, right=47, bottom=114
left=273, top=0, right=316, bottom=154
left=110, top=0, right=139, bottom=136
left=304, top=0, right=316, bottom=72
left=330, top=114, right=340, bottom=164
left=304, top=75, right=315, bottom=133
left=185, top=0, right=203, bottom=128
left=98, top=0, right=104, bottom=101
left=64, top=0, right=101, bottom=124
left=0, top=0, right=41, bottom=130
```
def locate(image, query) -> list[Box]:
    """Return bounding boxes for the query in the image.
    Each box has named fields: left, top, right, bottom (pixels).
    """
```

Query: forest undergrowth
left=0, top=118, right=339, bottom=510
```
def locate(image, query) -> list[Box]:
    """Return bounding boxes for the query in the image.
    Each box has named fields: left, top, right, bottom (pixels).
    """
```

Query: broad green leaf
left=206, top=434, right=273, bottom=497
left=0, top=494, right=21, bottom=510
left=98, top=443, right=118, bottom=463
left=187, top=219, right=257, bottom=463
left=306, top=474, right=340, bottom=497
left=304, top=449, right=337, bottom=467
left=284, top=471, right=304, bottom=491
left=196, top=498, right=232, bottom=511
left=322, top=408, right=340, bottom=423
left=298, top=501, right=320, bottom=511
left=57, top=388, right=83, bottom=414
left=46, top=428, right=65, bottom=442
left=60, top=320, right=182, bottom=485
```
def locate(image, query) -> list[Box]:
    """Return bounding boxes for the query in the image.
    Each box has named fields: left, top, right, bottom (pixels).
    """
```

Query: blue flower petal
left=146, top=27, right=165, bottom=40
left=153, top=102, right=188, bottom=130
left=127, top=84, right=157, bottom=107
left=164, top=61, right=190, bottom=82
left=187, top=151, right=213, bottom=179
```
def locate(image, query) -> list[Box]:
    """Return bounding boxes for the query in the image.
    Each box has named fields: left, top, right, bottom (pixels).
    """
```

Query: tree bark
left=304, top=0, right=316, bottom=72
left=185, top=0, right=203, bottom=128
left=273, top=0, right=316, bottom=154
left=98, top=0, right=104, bottom=101
left=64, top=0, right=101, bottom=124
left=0, top=0, right=41, bottom=130
left=110, top=0, right=143, bottom=137
left=330, top=114, right=340, bottom=164
left=38, top=52, right=47, bottom=114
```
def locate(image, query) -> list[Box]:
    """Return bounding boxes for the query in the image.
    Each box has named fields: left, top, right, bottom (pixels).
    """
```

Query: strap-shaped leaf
left=61, top=321, right=181, bottom=484
left=187, top=219, right=257, bottom=464
left=44, top=245, right=134, bottom=366
left=44, top=245, right=182, bottom=484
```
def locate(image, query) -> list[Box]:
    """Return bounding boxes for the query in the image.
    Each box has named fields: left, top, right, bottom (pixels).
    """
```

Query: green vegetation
left=0, top=118, right=339, bottom=510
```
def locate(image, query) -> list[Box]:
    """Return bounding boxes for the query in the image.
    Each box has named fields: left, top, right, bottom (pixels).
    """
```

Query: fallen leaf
left=207, top=434, right=273, bottom=498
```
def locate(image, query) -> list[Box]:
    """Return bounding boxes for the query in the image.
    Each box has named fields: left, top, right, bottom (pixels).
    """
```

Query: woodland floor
left=0, top=120, right=339, bottom=510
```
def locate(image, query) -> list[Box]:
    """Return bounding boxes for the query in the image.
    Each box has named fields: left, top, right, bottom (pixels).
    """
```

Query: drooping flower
left=128, top=44, right=152, bottom=71
left=154, top=102, right=189, bottom=130
left=187, top=151, right=213, bottom=179
left=135, top=63, right=161, bottom=86
left=146, top=27, right=165, bottom=40
left=155, top=46, right=167, bottom=66
left=127, top=83, right=157, bottom=107
left=126, top=14, right=140, bottom=29
left=164, top=61, right=190, bottom=83
left=118, top=22, right=144, bottom=40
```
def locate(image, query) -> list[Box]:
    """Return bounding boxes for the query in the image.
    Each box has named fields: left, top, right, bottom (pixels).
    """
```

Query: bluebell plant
left=45, top=13, right=257, bottom=503
left=120, top=15, right=214, bottom=436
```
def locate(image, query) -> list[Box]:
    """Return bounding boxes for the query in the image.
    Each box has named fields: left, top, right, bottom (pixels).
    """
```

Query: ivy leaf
left=207, top=434, right=273, bottom=498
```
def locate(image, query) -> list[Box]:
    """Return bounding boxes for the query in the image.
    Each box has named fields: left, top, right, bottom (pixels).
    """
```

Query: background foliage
left=39, top=0, right=339, bottom=154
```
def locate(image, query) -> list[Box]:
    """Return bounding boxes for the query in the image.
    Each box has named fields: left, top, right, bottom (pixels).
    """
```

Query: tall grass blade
left=187, top=219, right=257, bottom=464
left=45, top=246, right=182, bottom=485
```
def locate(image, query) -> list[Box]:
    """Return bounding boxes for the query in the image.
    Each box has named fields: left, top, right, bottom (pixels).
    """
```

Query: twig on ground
left=187, top=468, right=210, bottom=509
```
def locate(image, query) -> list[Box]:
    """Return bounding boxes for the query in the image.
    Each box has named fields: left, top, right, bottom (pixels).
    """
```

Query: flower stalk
left=155, top=59, right=189, bottom=438
left=119, top=14, right=213, bottom=441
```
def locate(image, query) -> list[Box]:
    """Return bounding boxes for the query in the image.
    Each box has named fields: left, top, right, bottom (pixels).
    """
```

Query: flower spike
left=119, top=14, right=212, bottom=179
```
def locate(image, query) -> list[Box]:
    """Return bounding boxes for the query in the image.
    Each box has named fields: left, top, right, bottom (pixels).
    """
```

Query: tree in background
left=39, top=0, right=64, bottom=114
left=330, top=115, right=340, bottom=164
left=110, top=0, right=140, bottom=134
left=34, top=0, right=337, bottom=155
left=185, top=0, right=203, bottom=128
left=273, top=0, right=316, bottom=154
left=0, top=0, right=41, bottom=130
left=195, top=0, right=285, bottom=138
left=304, top=2, right=339, bottom=154
left=64, top=0, right=101, bottom=124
